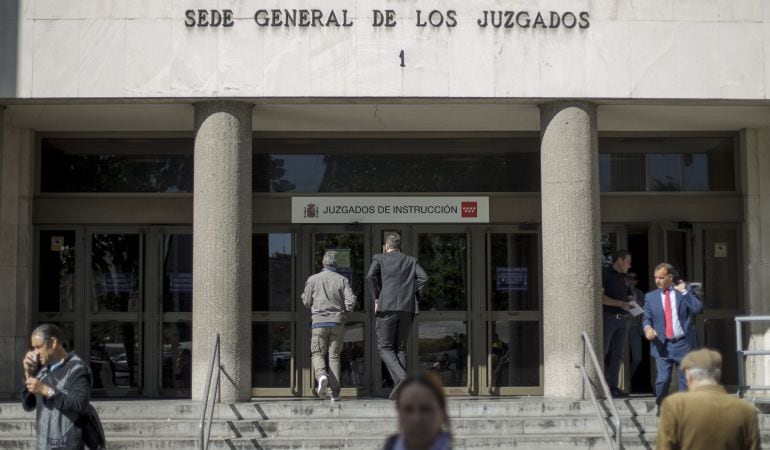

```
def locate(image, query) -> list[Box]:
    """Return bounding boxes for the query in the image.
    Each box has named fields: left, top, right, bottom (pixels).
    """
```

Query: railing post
left=736, top=318, right=745, bottom=398
left=581, top=337, right=586, bottom=400
left=199, top=334, right=221, bottom=450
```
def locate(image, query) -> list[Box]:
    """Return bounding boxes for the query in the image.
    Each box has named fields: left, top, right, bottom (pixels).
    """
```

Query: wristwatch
left=47, top=387, right=56, bottom=399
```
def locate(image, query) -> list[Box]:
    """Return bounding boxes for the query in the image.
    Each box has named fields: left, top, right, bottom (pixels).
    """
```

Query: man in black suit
left=367, top=233, right=428, bottom=398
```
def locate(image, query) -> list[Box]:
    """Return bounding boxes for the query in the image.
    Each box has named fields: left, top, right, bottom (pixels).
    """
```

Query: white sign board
left=292, top=197, right=489, bottom=223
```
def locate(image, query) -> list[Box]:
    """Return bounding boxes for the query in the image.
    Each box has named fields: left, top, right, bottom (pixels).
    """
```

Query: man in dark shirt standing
left=602, top=250, right=632, bottom=397
left=367, top=233, right=428, bottom=399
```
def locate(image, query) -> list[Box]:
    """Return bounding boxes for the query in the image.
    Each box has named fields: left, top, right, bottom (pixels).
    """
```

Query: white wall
left=1, top=0, right=769, bottom=100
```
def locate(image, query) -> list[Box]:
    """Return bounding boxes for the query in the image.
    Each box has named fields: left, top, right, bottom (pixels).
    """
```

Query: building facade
left=1, top=0, right=770, bottom=401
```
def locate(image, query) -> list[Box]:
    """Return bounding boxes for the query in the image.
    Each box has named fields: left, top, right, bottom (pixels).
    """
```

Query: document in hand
left=628, top=301, right=644, bottom=317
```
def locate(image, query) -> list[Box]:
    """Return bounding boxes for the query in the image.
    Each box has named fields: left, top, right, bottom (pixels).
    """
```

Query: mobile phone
left=26, top=351, right=40, bottom=376
left=672, top=271, right=683, bottom=285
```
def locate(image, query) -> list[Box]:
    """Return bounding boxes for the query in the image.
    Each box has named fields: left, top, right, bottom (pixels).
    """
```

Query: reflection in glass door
left=159, top=231, right=193, bottom=397
left=307, top=229, right=369, bottom=397
left=485, top=231, right=542, bottom=395
left=36, top=229, right=79, bottom=353
left=413, top=228, right=471, bottom=395
left=252, top=231, right=296, bottom=396
left=87, top=231, right=143, bottom=396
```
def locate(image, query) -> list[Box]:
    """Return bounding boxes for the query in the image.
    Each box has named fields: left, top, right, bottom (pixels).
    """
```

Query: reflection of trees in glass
left=418, top=234, right=467, bottom=311
left=253, top=234, right=293, bottom=311
left=600, top=232, right=617, bottom=269
left=652, top=176, right=680, bottom=191
left=269, top=158, right=296, bottom=192
left=313, top=234, right=364, bottom=311
left=316, top=154, right=538, bottom=192
left=490, top=321, right=539, bottom=388
left=90, top=321, right=138, bottom=389
left=251, top=322, right=291, bottom=388
left=41, top=139, right=193, bottom=193
left=39, top=231, right=77, bottom=312
left=418, top=322, right=467, bottom=387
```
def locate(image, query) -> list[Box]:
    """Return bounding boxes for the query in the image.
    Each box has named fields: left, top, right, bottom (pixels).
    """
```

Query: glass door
left=155, top=227, right=193, bottom=397
left=303, top=226, right=371, bottom=397
left=411, top=226, right=472, bottom=395
left=483, top=228, right=542, bottom=395
left=37, top=226, right=175, bottom=398
left=86, top=228, right=144, bottom=397
left=251, top=228, right=298, bottom=396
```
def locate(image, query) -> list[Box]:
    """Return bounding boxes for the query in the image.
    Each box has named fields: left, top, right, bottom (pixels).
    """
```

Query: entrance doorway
left=35, top=224, right=544, bottom=398
left=278, top=224, right=542, bottom=398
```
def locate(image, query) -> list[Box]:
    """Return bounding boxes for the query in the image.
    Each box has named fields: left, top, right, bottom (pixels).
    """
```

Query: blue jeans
left=603, top=312, right=630, bottom=390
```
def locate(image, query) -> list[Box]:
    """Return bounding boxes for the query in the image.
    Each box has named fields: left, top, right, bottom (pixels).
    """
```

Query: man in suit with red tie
left=642, top=263, right=704, bottom=408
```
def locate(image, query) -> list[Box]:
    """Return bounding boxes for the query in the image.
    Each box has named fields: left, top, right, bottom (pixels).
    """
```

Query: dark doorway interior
left=628, top=230, right=653, bottom=394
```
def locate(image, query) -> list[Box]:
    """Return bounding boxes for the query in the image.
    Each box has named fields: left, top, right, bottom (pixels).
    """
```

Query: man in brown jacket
left=656, top=348, right=761, bottom=450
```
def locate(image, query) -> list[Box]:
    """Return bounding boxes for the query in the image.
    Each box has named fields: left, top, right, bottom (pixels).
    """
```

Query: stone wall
left=743, top=128, right=770, bottom=395
left=0, top=112, right=34, bottom=399
left=0, top=0, right=768, bottom=100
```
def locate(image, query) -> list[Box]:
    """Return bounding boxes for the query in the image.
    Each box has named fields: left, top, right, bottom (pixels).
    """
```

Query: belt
left=667, top=336, right=686, bottom=343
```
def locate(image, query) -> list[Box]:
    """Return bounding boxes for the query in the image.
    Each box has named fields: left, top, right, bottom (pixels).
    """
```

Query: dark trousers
left=603, top=312, right=630, bottom=390
left=376, top=311, right=413, bottom=385
left=653, top=338, right=691, bottom=405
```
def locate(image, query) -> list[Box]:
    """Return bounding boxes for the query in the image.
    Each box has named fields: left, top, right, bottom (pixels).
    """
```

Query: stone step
left=0, top=434, right=656, bottom=450
left=0, top=415, right=668, bottom=439
left=0, top=398, right=663, bottom=420
left=7, top=433, right=770, bottom=450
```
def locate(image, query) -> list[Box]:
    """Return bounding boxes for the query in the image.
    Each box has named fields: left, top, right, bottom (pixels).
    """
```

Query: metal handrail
left=198, top=334, right=221, bottom=450
left=735, top=316, right=770, bottom=398
left=576, top=331, right=622, bottom=450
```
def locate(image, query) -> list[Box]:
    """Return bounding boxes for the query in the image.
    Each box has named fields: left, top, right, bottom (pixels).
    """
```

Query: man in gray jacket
left=22, top=323, right=102, bottom=450
left=302, top=250, right=356, bottom=401
left=367, top=233, right=428, bottom=398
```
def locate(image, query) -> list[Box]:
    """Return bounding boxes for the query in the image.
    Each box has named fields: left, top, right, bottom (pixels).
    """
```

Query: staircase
left=1, top=397, right=769, bottom=449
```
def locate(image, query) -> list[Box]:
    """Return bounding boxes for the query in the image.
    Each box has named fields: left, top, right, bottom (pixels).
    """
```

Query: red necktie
left=664, top=288, right=674, bottom=339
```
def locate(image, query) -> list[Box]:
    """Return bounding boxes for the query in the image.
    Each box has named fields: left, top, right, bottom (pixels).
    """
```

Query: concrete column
left=540, top=102, right=602, bottom=399
left=192, top=101, right=253, bottom=402
left=0, top=108, right=35, bottom=399
left=741, top=128, right=770, bottom=395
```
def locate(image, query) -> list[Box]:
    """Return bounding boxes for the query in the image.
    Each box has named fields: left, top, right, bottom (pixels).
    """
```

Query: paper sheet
left=628, top=300, right=644, bottom=317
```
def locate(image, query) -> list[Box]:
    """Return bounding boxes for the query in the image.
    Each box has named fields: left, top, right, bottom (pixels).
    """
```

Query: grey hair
left=686, top=367, right=721, bottom=383
left=385, top=233, right=401, bottom=250
left=322, top=250, right=338, bottom=269
left=32, top=323, right=64, bottom=344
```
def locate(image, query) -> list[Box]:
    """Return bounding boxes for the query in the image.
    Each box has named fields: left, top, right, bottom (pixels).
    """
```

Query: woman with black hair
left=383, top=371, right=452, bottom=450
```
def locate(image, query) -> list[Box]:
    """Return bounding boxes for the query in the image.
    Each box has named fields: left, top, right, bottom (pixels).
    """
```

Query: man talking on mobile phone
left=21, top=323, right=104, bottom=450
left=643, top=263, right=704, bottom=413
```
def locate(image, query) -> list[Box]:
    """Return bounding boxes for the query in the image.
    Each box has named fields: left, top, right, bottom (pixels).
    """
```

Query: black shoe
left=610, top=388, right=629, bottom=398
